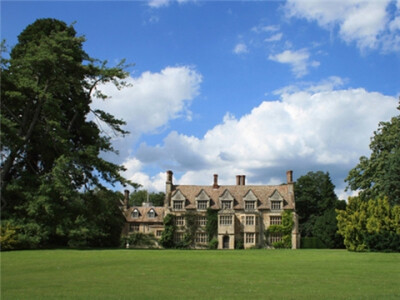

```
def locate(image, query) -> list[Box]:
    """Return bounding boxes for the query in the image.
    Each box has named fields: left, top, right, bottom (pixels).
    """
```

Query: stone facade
left=122, top=170, right=300, bottom=249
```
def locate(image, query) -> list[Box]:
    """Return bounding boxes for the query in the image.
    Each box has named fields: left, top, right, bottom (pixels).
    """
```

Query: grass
left=1, top=249, right=400, bottom=299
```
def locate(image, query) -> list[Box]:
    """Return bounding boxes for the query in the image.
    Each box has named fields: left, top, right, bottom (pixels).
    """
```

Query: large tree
left=345, top=103, right=400, bottom=206
left=1, top=19, right=131, bottom=247
left=295, top=171, right=345, bottom=248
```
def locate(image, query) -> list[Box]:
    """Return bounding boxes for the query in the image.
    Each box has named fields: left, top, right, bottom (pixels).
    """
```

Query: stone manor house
left=121, top=170, right=300, bottom=249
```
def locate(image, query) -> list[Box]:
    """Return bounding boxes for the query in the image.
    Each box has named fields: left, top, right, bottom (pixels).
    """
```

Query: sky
left=2, top=0, right=400, bottom=199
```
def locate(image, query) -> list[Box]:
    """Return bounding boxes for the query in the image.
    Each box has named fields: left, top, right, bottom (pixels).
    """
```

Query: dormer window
left=197, top=200, right=208, bottom=210
left=221, top=201, right=232, bottom=209
left=271, top=201, right=282, bottom=211
left=173, top=201, right=184, bottom=210
left=269, top=190, right=284, bottom=211
left=245, top=201, right=255, bottom=211
left=148, top=209, right=156, bottom=218
left=171, top=190, right=186, bottom=211
left=132, top=209, right=140, bottom=218
left=195, top=189, right=210, bottom=211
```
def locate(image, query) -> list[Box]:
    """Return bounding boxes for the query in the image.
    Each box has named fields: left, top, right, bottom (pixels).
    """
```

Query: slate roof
left=171, top=183, right=294, bottom=210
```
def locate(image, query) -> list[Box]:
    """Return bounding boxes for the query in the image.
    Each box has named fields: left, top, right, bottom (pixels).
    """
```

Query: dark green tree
left=1, top=19, right=132, bottom=248
left=345, top=103, right=400, bottom=206
left=295, top=171, right=344, bottom=248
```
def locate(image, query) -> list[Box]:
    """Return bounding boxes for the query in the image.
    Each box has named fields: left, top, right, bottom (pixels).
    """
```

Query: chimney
left=213, top=174, right=219, bottom=189
left=124, top=189, right=130, bottom=210
left=236, top=175, right=241, bottom=185
left=286, top=170, right=293, bottom=184
left=165, top=170, right=173, bottom=207
left=241, top=175, right=246, bottom=186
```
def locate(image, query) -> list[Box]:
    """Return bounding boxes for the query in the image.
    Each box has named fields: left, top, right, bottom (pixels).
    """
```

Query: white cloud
left=148, top=0, right=170, bottom=8
left=131, top=79, right=397, bottom=198
left=252, top=24, right=280, bottom=33
left=268, top=49, right=319, bottom=77
left=91, top=66, right=202, bottom=161
left=285, top=0, right=400, bottom=52
left=265, top=33, right=283, bottom=42
left=233, top=43, right=249, bottom=54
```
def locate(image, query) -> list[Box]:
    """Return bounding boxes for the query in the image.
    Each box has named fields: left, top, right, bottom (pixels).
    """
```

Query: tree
left=337, top=197, right=400, bottom=252
left=295, top=171, right=344, bottom=248
left=1, top=19, right=132, bottom=248
left=345, top=103, right=400, bottom=206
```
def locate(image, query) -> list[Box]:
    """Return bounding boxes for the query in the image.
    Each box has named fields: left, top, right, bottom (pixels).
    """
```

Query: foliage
left=0, top=222, right=21, bottom=250
left=206, top=208, right=218, bottom=240
left=160, top=214, right=176, bottom=248
left=0, top=19, right=133, bottom=249
left=235, top=234, right=244, bottom=249
left=184, top=211, right=199, bottom=248
left=295, top=171, right=344, bottom=248
left=208, top=237, right=218, bottom=249
left=3, top=250, right=400, bottom=299
left=337, top=197, right=400, bottom=252
left=122, top=232, right=157, bottom=248
left=345, top=104, right=400, bottom=206
left=300, top=237, right=327, bottom=249
left=130, top=190, right=165, bottom=207
left=265, top=210, right=294, bottom=248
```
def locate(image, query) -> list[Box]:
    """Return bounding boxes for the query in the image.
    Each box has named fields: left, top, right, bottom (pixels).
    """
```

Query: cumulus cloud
left=91, top=66, right=202, bottom=161
left=285, top=0, right=400, bottom=52
left=268, top=49, right=319, bottom=77
left=233, top=43, right=249, bottom=54
left=265, top=33, right=283, bottom=42
left=126, top=78, right=397, bottom=197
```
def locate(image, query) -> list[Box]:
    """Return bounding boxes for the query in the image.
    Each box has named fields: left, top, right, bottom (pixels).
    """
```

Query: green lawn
left=1, top=249, right=400, bottom=299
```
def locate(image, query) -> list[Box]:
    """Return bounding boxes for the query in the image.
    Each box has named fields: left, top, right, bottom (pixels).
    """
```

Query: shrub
left=0, top=222, right=20, bottom=251
left=301, top=237, right=327, bottom=249
left=208, top=237, right=218, bottom=249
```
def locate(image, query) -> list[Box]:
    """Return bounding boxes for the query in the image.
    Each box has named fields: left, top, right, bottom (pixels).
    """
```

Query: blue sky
left=2, top=0, right=400, bottom=198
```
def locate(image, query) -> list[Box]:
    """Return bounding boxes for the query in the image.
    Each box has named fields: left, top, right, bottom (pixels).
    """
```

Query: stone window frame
left=219, top=215, right=233, bottom=226
left=131, top=209, right=140, bottom=218
left=176, top=216, right=185, bottom=226
left=195, top=232, right=208, bottom=244
left=173, top=200, right=184, bottom=210
left=245, top=215, right=255, bottom=225
left=196, top=216, right=207, bottom=227
left=245, top=233, right=255, bottom=244
left=270, top=216, right=282, bottom=225
left=148, top=208, right=156, bottom=218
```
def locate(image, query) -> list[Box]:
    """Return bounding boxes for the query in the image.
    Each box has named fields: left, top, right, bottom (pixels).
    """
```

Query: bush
left=123, top=232, right=157, bottom=248
left=208, top=238, right=218, bottom=249
left=0, top=222, right=20, bottom=251
left=235, top=235, right=244, bottom=249
left=364, top=231, right=400, bottom=252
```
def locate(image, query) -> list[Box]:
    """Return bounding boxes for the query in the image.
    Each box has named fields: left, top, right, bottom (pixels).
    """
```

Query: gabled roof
left=170, top=183, right=294, bottom=210
left=125, top=206, right=165, bottom=223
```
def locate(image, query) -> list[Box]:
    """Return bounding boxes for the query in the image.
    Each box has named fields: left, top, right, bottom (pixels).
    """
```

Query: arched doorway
left=223, top=235, right=230, bottom=249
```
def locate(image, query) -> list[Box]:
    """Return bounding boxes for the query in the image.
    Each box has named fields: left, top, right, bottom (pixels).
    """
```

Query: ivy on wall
left=160, top=214, right=176, bottom=248
left=265, top=210, right=294, bottom=248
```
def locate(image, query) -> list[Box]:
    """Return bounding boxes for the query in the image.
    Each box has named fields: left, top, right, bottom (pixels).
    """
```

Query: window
left=156, top=230, right=163, bottom=237
left=129, top=224, right=139, bottom=232
left=221, top=201, right=232, bottom=210
left=148, top=209, right=155, bottom=218
left=245, top=216, right=255, bottom=225
left=220, top=215, right=232, bottom=225
left=245, top=201, right=255, bottom=211
left=176, top=216, right=185, bottom=226
left=131, top=209, right=139, bottom=218
left=197, top=216, right=207, bottom=226
left=173, top=201, right=184, bottom=210
left=269, top=233, right=282, bottom=244
left=271, top=201, right=281, bottom=210
left=197, top=200, right=208, bottom=210
left=195, top=232, right=208, bottom=244
left=245, top=233, right=255, bottom=244
left=270, top=216, right=282, bottom=225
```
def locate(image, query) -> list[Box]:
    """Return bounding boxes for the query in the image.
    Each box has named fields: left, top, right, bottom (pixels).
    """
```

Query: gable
left=219, top=189, right=234, bottom=201
left=195, top=189, right=210, bottom=201
left=269, top=190, right=283, bottom=201
left=171, top=189, right=186, bottom=201
left=243, top=190, right=258, bottom=201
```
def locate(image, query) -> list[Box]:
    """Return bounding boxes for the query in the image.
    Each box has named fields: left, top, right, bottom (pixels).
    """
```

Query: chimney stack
left=236, top=175, right=246, bottom=185
left=165, top=170, right=173, bottom=207
left=213, top=174, right=219, bottom=189
left=124, top=189, right=130, bottom=210
left=286, top=170, right=293, bottom=184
